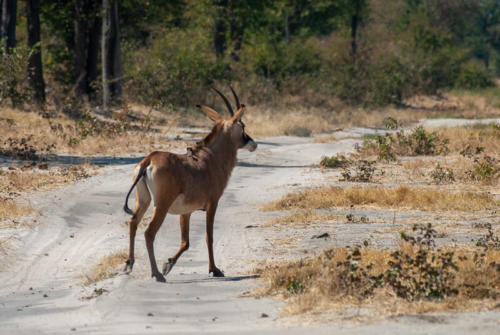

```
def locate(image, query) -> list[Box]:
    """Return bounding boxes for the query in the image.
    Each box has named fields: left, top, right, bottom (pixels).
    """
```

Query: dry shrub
left=263, top=185, right=498, bottom=212
left=82, top=250, right=128, bottom=286
left=257, top=224, right=500, bottom=316
left=358, top=126, right=450, bottom=161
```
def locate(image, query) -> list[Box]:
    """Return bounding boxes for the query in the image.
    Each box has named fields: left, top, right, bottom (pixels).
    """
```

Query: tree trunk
left=74, top=0, right=88, bottom=96
left=213, top=0, right=227, bottom=60
left=1, top=0, right=16, bottom=53
left=86, top=4, right=100, bottom=101
left=26, top=0, right=45, bottom=104
left=0, top=1, right=3, bottom=41
left=350, top=11, right=358, bottom=61
left=229, top=0, right=242, bottom=62
left=74, top=0, right=100, bottom=101
left=102, top=0, right=121, bottom=109
left=350, top=0, right=364, bottom=63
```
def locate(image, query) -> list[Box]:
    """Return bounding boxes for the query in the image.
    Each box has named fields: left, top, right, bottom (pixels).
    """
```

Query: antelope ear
left=197, top=105, right=224, bottom=123
left=230, top=105, right=245, bottom=123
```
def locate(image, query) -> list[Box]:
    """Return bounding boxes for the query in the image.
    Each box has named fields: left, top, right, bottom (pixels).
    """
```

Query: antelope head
left=194, top=87, right=257, bottom=153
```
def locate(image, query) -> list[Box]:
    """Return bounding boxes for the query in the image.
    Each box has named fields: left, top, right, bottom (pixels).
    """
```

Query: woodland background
left=0, top=0, right=499, bottom=112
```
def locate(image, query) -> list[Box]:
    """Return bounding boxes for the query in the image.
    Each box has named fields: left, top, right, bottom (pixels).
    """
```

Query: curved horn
left=212, top=87, right=234, bottom=116
left=229, top=86, right=240, bottom=110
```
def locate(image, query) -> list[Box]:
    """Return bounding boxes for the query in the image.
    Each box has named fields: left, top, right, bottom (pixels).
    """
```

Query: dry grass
left=0, top=164, right=99, bottom=194
left=0, top=198, right=32, bottom=222
left=256, top=245, right=500, bottom=317
left=263, top=185, right=498, bottom=212
left=246, top=90, right=500, bottom=138
left=265, top=209, right=342, bottom=228
left=0, top=106, right=187, bottom=157
left=406, top=92, right=500, bottom=119
left=244, top=106, right=423, bottom=138
left=0, top=164, right=99, bottom=222
left=435, top=124, right=500, bottom=156
left=81, top=250, right=128, bottom=286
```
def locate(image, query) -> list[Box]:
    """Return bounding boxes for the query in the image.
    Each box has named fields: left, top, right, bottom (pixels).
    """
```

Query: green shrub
left=0, top=46, right=31, bottom=107
left=319, top=154, right=350, bottom=168
left=359, top=127, right=449, bottom=160
left=124, top=29, right=229, bottom=108
left=241, top=34, right=321, bottom=87
left=454, top=61, right=493, bottom=89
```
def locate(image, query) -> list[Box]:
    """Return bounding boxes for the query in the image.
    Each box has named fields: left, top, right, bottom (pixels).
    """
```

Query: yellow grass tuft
left=436, top=124, right=500, bottom=156
left=82, top=250, right=128, bottom=286
left=0, top=198, right=32, bottom=222
left=263, top=185, right=498, bottom=212
left=266, top=209, right=342, bottom=228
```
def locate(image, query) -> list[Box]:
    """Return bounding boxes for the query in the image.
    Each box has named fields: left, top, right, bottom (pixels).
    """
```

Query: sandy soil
left=0, top=120, right=499, bottom=334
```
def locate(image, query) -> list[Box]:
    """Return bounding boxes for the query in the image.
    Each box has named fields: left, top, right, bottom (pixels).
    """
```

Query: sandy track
left=1, top=124, right=499, bottom=334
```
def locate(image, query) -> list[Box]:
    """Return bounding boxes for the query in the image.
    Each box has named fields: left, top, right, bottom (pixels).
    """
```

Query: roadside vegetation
left=257, top=223, right=500, bottom=316
left=259, top=116, right=499, bottom=318
left=264, top=185, right=498, bottom=212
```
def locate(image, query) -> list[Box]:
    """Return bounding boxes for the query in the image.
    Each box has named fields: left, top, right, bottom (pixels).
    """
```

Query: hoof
left=162, top=258, right=176, bottom=276
left=123, top=259, right=134, bottom=273
left=210, top=268, right=225, bottom=278
left=153, top=273, right=166, bottom=283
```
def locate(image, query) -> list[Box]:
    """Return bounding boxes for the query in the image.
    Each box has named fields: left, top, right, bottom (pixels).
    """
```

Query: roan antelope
left=123, top=88, right=257, bottom=282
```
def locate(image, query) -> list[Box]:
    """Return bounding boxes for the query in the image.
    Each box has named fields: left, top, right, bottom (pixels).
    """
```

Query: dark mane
left=187, top=123, right=223, bottom=157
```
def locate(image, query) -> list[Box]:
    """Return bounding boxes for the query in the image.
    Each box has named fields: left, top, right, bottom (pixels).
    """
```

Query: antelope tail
left=123, top=164, right=148, bottom=215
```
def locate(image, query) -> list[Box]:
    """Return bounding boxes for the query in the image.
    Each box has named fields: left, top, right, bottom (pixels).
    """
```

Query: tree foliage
left=1, top=0, right=499, bottom=109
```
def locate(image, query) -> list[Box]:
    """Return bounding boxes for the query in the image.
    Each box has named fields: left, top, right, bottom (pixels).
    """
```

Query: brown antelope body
left=123, top=90, right=256, bottom=282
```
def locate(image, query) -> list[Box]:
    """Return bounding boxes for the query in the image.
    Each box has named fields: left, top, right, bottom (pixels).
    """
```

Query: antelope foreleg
left=162, top=213, right=191, bottom=276
left=206, top=202, right=224, bottom=277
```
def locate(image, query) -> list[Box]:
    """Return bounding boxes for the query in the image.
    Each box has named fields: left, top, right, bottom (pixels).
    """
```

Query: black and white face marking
left=239, top=121, right=257, bottom=152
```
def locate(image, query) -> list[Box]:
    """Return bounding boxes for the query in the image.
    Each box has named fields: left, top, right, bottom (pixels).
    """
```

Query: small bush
left=359, top=127, right=449, bottom=160
left=430, top=164, right=455, bottom=183
left=319, top=154, right=350, bottom=168
left=454, top=62, right=493, bottom=90
left=383, top=117, right=399, bottom=130
left=473, top=223, right=500, bottom=251
left=284, top=126, right=312, bottom=137
left=341, top=160, right=376, bottom=182
left=385, top=224, right=459, bottom=301
left=466, top=155, right=499, bottom=182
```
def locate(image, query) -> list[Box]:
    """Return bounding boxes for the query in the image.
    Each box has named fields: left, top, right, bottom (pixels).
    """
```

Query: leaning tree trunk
left=102, top=0, right=121, bottom=109
left=1, top=0, right=16, bottom=53
left=26, top=0, right=45, bottom=104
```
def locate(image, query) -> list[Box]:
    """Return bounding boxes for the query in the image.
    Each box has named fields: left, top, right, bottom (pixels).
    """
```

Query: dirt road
left=0, top=125, right=499, bottom=334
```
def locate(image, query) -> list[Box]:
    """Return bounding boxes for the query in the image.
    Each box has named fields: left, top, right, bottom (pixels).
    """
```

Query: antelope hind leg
left=162, top=213, right=191, bottom=276
left=124, top=177, right=151, bottom=274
